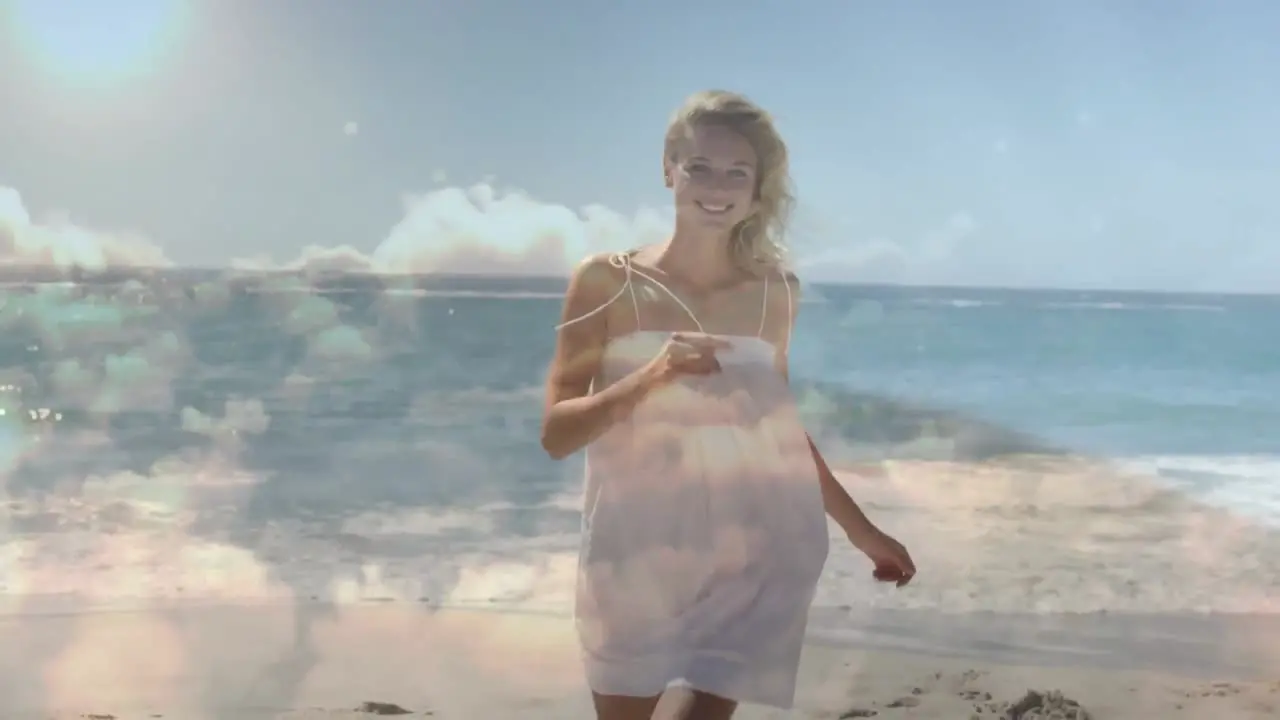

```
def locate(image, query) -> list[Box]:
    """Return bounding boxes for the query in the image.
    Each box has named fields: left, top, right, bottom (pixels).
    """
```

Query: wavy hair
left=664, top=90, right=795, bottom=275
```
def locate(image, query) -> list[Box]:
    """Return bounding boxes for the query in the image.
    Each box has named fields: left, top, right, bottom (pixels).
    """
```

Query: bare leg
left=593, top=692, right=663, bottom=720
left=683, top=690, right=738, bottom=720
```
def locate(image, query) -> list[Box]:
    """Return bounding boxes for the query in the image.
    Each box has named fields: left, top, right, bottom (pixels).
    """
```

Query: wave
left=7, top=453, right=1279, bottom=617
left=0, top=258, right=1272, bottom=619
left=793, top=380, right=1061, bottom=464
left=1041, top=300, right=1226, bottom=313
left=903, top=297, right=1227, bottom=313
left=909, top=298, right=1002, bottom=309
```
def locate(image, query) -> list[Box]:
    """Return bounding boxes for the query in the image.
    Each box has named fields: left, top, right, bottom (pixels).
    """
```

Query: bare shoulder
left=557, top=252, right=630, bottom=332
left=567, top=252, right=628, bottom=301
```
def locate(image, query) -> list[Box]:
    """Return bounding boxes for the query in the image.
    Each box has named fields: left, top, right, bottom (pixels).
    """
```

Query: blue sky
left=1, top=0, right=1278, bottom=291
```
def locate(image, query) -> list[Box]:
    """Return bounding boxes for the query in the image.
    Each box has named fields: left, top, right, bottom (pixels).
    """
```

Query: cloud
left=0, top=187, right=171, bottom=270
left=0, top=182, right=649, bottom=276
left=282, top=184, right=671, bottom=277
left=0, top=181, right=983, bottom=284
left=794, top=212, right=978, bottom=285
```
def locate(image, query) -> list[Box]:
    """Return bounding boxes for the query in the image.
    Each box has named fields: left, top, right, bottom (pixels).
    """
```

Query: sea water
left=0, top=271, right=1277, bottom=617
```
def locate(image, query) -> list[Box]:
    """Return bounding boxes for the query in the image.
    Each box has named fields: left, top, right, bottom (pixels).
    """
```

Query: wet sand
left=0, top=603, right=1276, bottom=719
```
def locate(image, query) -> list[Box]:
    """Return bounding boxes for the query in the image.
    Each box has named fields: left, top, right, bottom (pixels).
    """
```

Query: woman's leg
left=592, top=690, right=737, bottom=720
left=684, top=690, right=738, bottom=720
left=592, top=692, right=662, bottom=720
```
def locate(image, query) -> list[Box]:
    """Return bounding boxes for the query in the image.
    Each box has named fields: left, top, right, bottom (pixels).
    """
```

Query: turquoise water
left=3, top=272, right=1278, bottom=514
left=0, top=270, right=1277, bottom=616
left=814, top=286, right=1280, bottom=456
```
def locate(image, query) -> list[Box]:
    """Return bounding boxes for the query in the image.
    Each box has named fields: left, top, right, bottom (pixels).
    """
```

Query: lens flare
left=5, top=0, right=188, bottom=89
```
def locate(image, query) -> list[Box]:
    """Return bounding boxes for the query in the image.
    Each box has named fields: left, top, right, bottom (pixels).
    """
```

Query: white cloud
left=359, top=184, right=666, bottom=276
left=794, top=212, right=977, bottom=285
left=1, top=182, right=657, bottom=276
left=0, top=180, right=989, bottom=284
left=0, top=187, right=170, bottom=270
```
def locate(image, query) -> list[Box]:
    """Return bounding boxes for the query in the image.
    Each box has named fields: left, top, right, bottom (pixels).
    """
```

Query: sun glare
left=6, top=0, right=188, bottom=89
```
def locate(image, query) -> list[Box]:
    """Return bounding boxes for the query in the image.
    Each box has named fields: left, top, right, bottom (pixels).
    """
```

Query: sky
left=1, top=0, right=1279, bottom=292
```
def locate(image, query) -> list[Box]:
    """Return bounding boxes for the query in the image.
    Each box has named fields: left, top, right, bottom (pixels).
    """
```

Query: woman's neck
left=651, top=231, right=739, bottom=291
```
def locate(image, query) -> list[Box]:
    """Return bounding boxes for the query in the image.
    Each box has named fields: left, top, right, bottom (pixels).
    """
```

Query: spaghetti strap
left=553, top=253, right=641, bottom=331
left=780, top=269, right=794, bottom=348
left=554, top=251, right=706, bottom=334
left=755, top=269, right=795, bottom=348
left=756, top=274, right=770, bottom=338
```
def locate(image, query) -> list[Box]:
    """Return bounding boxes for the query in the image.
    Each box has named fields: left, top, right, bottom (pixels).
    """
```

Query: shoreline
left=3, top=456, right=1278, bottom=715
left=3, top=595, right=1278, bottom=678
left=0, top=602, right=1276, bottom=719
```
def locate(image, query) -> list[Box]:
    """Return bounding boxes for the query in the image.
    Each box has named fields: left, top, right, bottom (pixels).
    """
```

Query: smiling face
left=665, top=123, right=759, bottom=235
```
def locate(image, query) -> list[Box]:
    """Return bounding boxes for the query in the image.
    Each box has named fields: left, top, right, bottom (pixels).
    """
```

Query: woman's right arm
left=540, top=254, right=663, bottom=460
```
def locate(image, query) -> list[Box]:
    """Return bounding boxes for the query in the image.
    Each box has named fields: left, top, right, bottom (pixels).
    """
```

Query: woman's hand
left=856, top=528, right=916, bottom=588
left=647, top=332, right=732, bottom=383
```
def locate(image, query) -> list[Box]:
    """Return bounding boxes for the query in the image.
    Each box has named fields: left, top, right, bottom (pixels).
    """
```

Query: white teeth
left=697, top=201, right=731, bottom=213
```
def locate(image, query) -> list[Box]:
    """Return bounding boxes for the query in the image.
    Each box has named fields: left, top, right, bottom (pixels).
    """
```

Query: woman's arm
left=540, top=254, right=662, bottom=460
left=805, top=434, right=884, bottom=552
left=765, top=271, right=884, bottom=550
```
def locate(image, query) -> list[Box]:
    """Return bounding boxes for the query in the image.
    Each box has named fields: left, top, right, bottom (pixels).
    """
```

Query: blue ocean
left=1, top=270, right=1278, bottom=620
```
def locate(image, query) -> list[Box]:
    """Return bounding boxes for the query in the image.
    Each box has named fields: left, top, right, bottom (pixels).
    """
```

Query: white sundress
left=556, top=252, right=830, bottom=709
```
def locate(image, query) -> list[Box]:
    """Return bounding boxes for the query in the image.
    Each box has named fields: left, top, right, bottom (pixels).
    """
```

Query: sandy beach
left=0, top=603, right=1276, bottom=719
left=2, top=459, right=1279, bottom=718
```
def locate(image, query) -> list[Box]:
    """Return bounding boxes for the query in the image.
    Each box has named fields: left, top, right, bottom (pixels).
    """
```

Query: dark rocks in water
left=792, top=380, right=1061, bottom=463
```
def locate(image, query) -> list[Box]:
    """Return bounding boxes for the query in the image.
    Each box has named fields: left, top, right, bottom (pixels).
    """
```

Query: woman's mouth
left=696, top=201, right=733, bottom=215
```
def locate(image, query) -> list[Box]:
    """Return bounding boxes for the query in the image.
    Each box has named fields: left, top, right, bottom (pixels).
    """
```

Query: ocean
left=1, top=270, right=1278, bottom=623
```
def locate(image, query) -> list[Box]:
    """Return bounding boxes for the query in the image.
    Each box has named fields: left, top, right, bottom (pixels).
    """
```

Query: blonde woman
left=542, top=90, right=916, bottom=720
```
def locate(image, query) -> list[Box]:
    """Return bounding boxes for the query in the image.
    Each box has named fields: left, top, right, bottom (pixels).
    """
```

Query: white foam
left=5, top=459, right=1279, bottom=618
left=910, top=298, right=1001, bottom=309
left=1119, top=454, right=1280, bottom=527
left=1042, top=301, right=1226, bottom=312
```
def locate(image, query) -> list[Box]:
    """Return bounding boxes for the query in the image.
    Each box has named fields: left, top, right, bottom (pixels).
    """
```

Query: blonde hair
left=664, top=90, right=795, bottom=275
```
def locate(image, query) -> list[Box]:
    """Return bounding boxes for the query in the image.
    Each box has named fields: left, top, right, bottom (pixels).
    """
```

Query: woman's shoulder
left=566, top=251, right=631, bottom=300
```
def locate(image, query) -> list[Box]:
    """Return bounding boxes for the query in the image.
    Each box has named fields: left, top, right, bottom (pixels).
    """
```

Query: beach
left=0, top=270, right=1274, bottom=717
left=5, top=10, right=1280, bottom=715
left=2, top=459, right=1279, bottom=718
left=0, top=603, right=1277, bottom=719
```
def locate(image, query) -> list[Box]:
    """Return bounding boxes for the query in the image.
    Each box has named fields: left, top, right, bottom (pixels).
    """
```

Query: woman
left=541, top=90, right=916, bottom=720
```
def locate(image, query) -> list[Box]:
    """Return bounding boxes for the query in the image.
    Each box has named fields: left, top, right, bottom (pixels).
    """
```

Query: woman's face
left=666, top=124, right=758, bottom=234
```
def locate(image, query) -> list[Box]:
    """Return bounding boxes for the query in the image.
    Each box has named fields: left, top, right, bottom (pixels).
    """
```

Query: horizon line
left=0, top=263, right=1273, bottom=299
